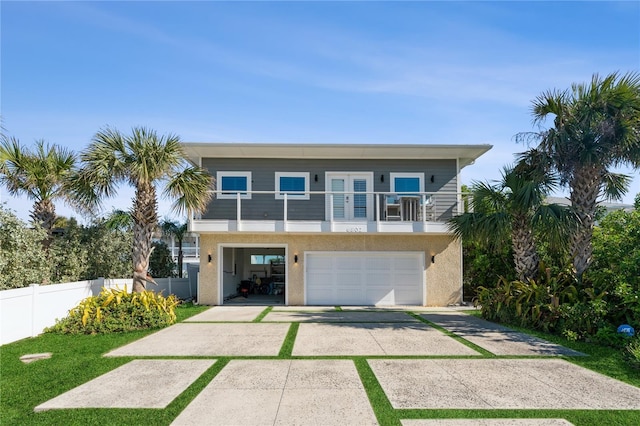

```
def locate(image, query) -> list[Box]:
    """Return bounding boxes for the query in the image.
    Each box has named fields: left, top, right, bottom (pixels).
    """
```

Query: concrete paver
left=264, top=310, right=417, bottom=322
left=184, top=306, right=267, bottom=322
left=293, top=322, right=479, bottom=356
left=171, top=360, right=377, bottom=425
left=369, top=358, right=640, bottom=409
left=33, top=306, right=640, bottom=424
left=105, top=323, right=290, bottom=356
left=35, top=359, right=215, bottom=411
left=271, top=306, right=338, bottom=312
left=401, top=420, right=573, bottom=426
left=422, top=313, right=584, bottom=356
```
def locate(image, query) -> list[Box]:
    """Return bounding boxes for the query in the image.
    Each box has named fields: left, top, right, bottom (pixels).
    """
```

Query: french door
left=326, top=173, right=373, bottom=221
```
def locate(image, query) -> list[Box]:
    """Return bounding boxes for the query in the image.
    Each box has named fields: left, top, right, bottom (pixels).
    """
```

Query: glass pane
left=221, top=176, right=247, bottom=194
left=280, top=176, right=305, bottom=193
left=353, top=179, right=367, bottom=218
left=265, top=255, right=284, bottom=264
left=251, top=255, right=264, bottom=264
left=395, top=177, right=420, bottom=193
left=331, top=179, right=345, bottom=219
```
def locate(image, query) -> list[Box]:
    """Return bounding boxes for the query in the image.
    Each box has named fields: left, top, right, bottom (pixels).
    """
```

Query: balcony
left=189, top=190, right=467, bottom=235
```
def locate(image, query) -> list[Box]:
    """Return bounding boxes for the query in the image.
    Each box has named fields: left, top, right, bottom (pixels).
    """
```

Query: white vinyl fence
left=0, top=277, right=195, bottom=346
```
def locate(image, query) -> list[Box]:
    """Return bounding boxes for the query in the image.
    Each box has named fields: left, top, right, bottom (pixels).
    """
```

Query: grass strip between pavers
left=354, top=358, right=401, bottom=426
left=252, top=305, right=273, bottom=322
left=398, top=409, right=640, bottom=426
left=407, top=312, right=495, bottom=357
left=278, top=322, right=299, bottom=357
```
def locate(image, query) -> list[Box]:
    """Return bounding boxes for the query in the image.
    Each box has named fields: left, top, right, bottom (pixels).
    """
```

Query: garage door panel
left=306, top=252, right=423, bottom=306
left=366, top=257, right=392, bottom=270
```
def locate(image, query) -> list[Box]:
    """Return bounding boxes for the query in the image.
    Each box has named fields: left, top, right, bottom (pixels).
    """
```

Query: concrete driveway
left=35, top=307, right=640, bottom=425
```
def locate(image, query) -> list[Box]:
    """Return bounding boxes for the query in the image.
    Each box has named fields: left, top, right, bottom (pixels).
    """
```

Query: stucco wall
left=199, top=234, right=461, bottom=306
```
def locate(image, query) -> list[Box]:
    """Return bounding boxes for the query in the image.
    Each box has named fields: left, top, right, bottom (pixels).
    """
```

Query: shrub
left=47, top=286, right=178, bottom=334
left=476, top=265, right=577, bottom=331
left=626, top=337, right=640, bottom=369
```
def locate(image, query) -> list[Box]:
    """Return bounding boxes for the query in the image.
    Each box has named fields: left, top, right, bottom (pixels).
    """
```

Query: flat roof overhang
left=182, top=142, right=492, bottom=169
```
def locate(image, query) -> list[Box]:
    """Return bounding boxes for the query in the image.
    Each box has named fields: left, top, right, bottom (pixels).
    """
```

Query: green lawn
left=1, top=305, right=639, bottom=425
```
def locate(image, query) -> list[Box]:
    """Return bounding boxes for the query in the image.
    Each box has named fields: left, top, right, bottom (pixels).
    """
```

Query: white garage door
left=305, top=252, right=424, bottom=306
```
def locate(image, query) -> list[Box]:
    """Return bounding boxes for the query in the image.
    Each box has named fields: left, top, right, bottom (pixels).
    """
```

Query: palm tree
left=159, top=219, right=188, bottom=278
left=517, top=72, right=640, bottom=279
left=0, top=137, right=76, bottom=248
left=448, top=165, right=570, bottom=281
left=70, top=127, right=213, bottom=292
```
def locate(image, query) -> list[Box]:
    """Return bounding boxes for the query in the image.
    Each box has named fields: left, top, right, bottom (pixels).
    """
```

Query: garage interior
left=221, top=247, right=286, bottom=305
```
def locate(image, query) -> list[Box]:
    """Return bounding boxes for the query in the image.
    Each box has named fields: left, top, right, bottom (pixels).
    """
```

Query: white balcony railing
left=189, top=190, right=467, bottom=234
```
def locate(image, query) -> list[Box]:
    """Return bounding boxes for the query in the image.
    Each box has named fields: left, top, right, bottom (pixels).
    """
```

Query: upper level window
left=275, top=172, right=310, bottom=200
left=390, top=173, right=424, bottom=194
left=217, top=171, right=252, bottom=199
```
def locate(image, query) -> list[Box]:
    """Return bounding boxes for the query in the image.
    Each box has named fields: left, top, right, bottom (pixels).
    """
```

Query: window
left=275, top=172, right=310, bottom=200
left=217, top=171, right=252, bottom=199
left=390, top=173, right=424, bottom=195
left=251, top=255, right=285, bottom=264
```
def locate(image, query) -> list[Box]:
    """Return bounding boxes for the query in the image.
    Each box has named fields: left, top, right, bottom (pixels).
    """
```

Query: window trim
left=390, top=173, right=425, bottom=194
left=275, top=172, right=310, bottom=200
left=217, top=171, right=252, bottom=199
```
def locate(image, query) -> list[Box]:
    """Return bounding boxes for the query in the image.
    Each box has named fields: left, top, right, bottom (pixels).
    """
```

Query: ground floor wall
left=198, top=233, right=462, bottom=306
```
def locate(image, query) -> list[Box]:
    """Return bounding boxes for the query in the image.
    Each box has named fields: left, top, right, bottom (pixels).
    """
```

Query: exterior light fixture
left=430, top=175, right=435, bottom=183
left=294, top=254, right=298, bottom=263
left=314, top=174, right=318, bottom=182
left=380, top=174, right=384, bottom=183
left=208, top=254, right=212, bottom=263
left=431, top=255, right=435, bottom=264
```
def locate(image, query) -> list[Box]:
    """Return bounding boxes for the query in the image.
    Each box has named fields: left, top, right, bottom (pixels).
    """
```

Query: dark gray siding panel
left=201, top=158, right=458, bottom=220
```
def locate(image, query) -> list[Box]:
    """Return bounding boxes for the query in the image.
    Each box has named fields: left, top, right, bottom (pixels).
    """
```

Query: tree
left=148, top=240, right=176, bottom=278
left=518, top=72, right=640, bottom=279
left=159, top=219, right=188, bottom=278
left=81, top=219, right=133, bottom=279
left=588, top=197, right=640, bottom=326
left=0, top=206, right=49, bottom=289
left=0, top=137, right=76, bottom=248
left=448, top=165, right=570, bottom=281
left=70, top=127, right=213, bottom=292
left=48, top=217, right=88, bottom=283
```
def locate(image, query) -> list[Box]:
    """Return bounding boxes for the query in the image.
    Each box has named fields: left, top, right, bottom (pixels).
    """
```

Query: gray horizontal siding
left=201, top=158, right=458, bottom=220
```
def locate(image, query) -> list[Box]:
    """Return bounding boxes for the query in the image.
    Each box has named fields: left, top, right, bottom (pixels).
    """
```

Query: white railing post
left=375, top=193, right=380, bottom=230
left=284, top=193, right=288, bottom=231
left=422, top=194, right=427, bottom=223
left=236, top=192, right=242, bottom=230
left=329, top=193, right=334, bottom=231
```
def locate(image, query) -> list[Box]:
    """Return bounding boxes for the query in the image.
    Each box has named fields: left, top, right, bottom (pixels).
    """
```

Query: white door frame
left=325, top=172, right=374, bottom=221
left=217, top=243, right=288, bottom=305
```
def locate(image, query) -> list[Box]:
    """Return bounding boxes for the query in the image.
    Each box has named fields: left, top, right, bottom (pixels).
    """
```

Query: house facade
left=183, top=143, right=492, bottom=307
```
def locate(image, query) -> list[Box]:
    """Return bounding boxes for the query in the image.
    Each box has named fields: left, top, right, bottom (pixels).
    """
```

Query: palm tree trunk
left=131, top=183, right=158, bottom=293
left=31, top=199, right=56, bottom=250
left=569, top=165, right=600, bottom=279
left=511, top=214, right=539, bottom=281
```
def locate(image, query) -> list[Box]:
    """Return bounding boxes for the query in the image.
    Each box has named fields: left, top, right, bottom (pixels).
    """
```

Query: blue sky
left=2, top=1, right=639, bottom=222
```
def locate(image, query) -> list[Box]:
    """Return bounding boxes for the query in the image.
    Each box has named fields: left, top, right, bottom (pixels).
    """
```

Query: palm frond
left=164, top=166, right=214, bottom=216
left=600, top=171, right=631, bottom=201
